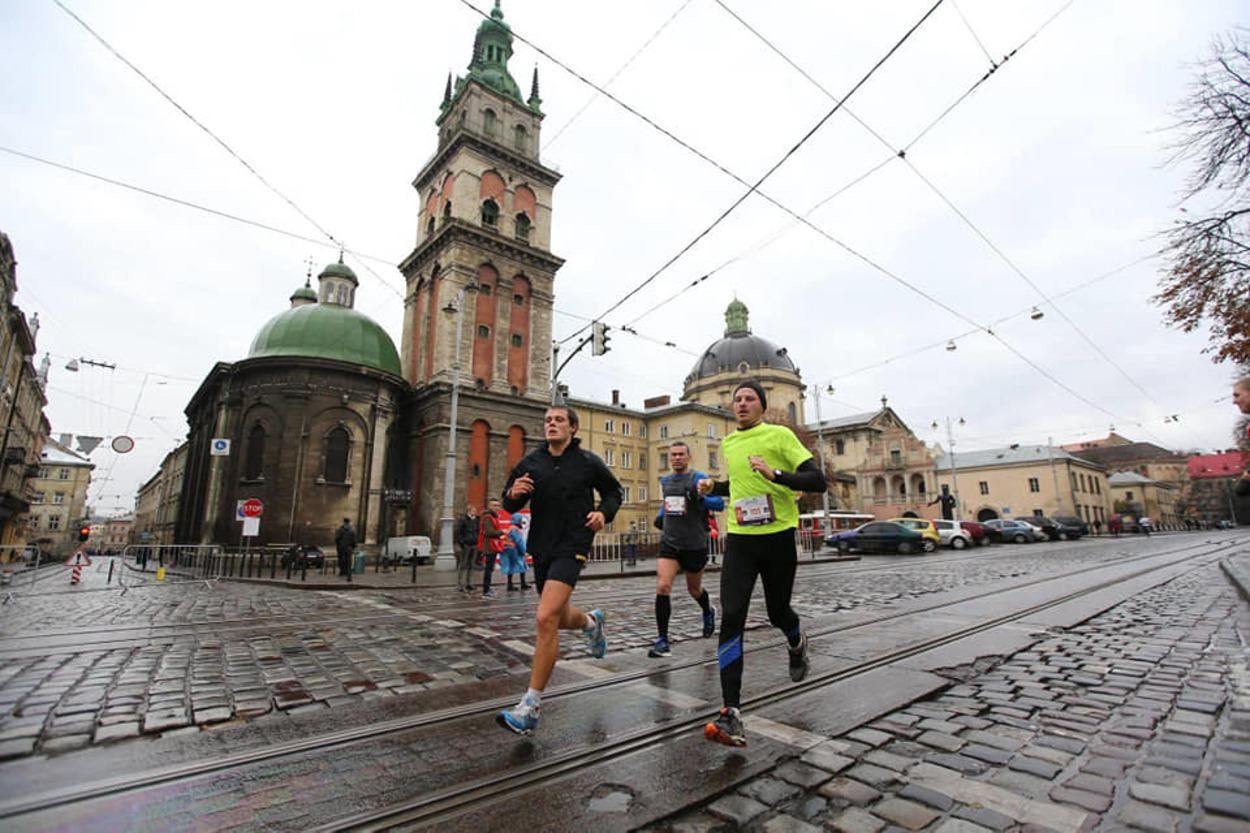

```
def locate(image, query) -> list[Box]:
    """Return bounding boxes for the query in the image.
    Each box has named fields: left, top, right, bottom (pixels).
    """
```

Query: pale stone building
left=27, top=438, right=93, bottom=555
left=810, top=403, right=937, bottom=519
left=1108, top=471, right=1179, bottom=527
left=934, top=445, right=1112, bottom=525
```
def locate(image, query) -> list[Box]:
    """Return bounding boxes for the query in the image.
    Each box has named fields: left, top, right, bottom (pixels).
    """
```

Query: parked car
left=824, top=528, right=860, bottom=553
left=282, top=545, right=325, bottom=569
left=983, top=519, right=1039, bottom=543
left=847, top=521, right=930, bottom=555
left=888, top=518, right=940, bottom=552
left=1014, top=515, right=1084, bottom=541
left=1010, top=517, right=1051, bottom=542
left=931, top=519, right=973, bottom=549
left=959, top=520, right=991, bottom=546
left=1050, top=516, right=1089, bottom=538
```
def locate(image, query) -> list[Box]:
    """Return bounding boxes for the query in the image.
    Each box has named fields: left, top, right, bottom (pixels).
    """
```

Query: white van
left=385, top=536, right=433, bottom=565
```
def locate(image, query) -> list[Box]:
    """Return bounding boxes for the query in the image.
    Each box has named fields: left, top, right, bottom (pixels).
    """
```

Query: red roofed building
left=1187, top=451, right=1246, bottom=480
left=1185, top=451, right=1248, bottom=526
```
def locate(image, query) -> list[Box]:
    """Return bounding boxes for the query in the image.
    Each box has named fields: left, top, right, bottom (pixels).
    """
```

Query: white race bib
left=664, top=495, right=687, bottom=516
left=734, top=495, right=775, bottom=526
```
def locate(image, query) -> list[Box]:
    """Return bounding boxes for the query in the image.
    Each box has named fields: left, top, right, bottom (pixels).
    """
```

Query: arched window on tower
left=514, top=213, right=530, bottom=242
left=514, top=124, right=527, bottom=152
left=481, top=199, right=499, bottom=229
left=244, top=424, right=265, bottom=480
left=324, top=426, right=351, bottom=484
left=787, top=402, right=797, bottom=424
left=426, top=216, right=435, bottom=238
left=442, top=202, right=452, bottom=226
left=483, top=108, right=497, bottom=138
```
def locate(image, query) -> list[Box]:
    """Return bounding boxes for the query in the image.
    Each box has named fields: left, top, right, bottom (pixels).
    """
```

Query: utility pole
left=812, top=384, right=833, bottom=521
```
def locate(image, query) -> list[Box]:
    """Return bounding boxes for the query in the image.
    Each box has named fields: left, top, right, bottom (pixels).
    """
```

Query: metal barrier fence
left=121, top=544, right=422, bottom=583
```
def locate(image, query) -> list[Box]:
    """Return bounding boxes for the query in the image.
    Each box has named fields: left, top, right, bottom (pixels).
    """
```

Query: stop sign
left=241, top=498, right=264, bottom=518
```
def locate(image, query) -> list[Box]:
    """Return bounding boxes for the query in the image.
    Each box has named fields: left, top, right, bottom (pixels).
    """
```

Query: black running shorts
left=534, top=553, right=586, bottom=591
left=658, top=547, right=709, bottom=573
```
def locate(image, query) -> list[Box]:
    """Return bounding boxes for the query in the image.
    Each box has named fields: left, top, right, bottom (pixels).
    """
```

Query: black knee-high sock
left=655, top=594, right=672, bottom=639
left=695, top=589, right=711, bottom=612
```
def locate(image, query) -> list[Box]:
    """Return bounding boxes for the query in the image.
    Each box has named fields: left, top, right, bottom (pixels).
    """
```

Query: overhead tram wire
left=51, top=0, right=406, bottom=302
left=949, top=0, right=999, bottom=66
left=541, top=0, right=696, bottom=153
left=627, top=3, right=1071, bottom=331
left=454, top=0, right=949, bottom=345
left=52, top=0, right=340, bottom=250
left=0, top=146, right=406, bottom=298
left=715, top=0, right=1187, bottom=439
left=496, top=0, right=1133, bottom=430
left=624, top=0, right=1067, bottom=330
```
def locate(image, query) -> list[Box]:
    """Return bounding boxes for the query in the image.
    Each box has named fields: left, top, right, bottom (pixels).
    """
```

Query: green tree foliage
left=1155, top=30, right=1250, bottom=365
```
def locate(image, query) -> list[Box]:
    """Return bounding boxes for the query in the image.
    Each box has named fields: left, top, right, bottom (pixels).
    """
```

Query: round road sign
left=241, top=498, right=264, bottom=518
left=111, top=435, right=135, bottom=454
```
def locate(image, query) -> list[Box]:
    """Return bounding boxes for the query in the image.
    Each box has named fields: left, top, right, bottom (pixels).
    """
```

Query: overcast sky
left=2, top=0, right=1245, bottom=516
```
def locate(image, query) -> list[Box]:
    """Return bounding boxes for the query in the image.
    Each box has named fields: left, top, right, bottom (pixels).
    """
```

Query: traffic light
left=78, top=526, right=90, bottom=542
left=591, top=321, right=611, bottom=356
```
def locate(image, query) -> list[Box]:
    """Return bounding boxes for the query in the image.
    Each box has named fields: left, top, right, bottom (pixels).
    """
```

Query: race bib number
left=734, top=495, right=775, bottom=526
left=664, top=495, right=687, bottom=516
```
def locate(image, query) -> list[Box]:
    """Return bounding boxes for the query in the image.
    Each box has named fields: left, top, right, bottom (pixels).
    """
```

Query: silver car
left=932, top=519, right=973, bottom=549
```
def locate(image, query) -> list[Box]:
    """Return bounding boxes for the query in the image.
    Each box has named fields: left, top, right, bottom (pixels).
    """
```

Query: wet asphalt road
left=0, top=532, right=1246, bottom=831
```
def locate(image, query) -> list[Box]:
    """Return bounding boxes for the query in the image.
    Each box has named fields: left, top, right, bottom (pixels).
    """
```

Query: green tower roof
left=248, top=303, right=401, bottom=376
left=318, top=259, right=358, bottom=283
left=465, top=0, right=526, bottom=107
left=290, top=280, right=318, bottom=302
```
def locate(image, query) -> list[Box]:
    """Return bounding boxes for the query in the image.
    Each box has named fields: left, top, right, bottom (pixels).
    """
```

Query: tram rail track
left=0, top=537, right=1216, bottom=657
left=0, top=537, right=1234, bottom=826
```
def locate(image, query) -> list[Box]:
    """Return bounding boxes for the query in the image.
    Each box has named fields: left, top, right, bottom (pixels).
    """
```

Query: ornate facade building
left=27, top=438, right=93, bottom=556
left=0, top=232, right=51, bottom=555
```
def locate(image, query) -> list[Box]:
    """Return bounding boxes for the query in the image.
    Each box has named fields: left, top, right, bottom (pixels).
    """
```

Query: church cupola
left=289, top=279, right=317, bottom=308
left=465, top=0, right=525, bottom=107
left=317, top=255, right=359, bottom=308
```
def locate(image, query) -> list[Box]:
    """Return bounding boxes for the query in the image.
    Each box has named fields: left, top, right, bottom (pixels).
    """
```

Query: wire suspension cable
left=542, top=0, right=695, bottom=153
left=52, top=0, right=342, bottom=250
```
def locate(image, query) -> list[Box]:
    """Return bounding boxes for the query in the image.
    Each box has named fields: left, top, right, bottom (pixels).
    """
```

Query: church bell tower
left=399, top=1, right=564, bottom=533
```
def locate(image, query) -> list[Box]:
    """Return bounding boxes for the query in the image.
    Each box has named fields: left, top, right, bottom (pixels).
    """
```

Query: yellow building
left=132, top=442, right=187, bottom=545
left=570, top=394, right=737, bottom=533
left=934, top=444, right=1112, bottom=525
left=27, top=438, right=94, bottom=555
left=1108, top=471, right=1179, bottom=527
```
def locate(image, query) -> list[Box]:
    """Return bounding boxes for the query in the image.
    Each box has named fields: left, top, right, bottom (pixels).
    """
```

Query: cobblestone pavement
left=0, top=535, right=1235, bottom=762
left=649, top=558, right=1250, bottom=833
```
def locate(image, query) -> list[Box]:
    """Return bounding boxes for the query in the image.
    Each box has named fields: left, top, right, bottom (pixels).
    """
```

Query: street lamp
left=811, top=384, right=835, bottom=522
left=931, top=417, right=966, bottom=521
left=435, top=279, right=478, bottom=571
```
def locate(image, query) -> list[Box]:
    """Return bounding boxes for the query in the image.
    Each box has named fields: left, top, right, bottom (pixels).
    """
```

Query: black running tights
left=717, top=529, right=800, bottom=708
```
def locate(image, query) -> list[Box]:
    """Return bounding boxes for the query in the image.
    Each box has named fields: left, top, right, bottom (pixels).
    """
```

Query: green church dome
left=248, top=303, right=401, bottom=376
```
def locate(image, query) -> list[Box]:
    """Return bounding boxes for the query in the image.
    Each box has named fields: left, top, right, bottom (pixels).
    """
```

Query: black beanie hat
left=733, top=380, right=768, bottom=411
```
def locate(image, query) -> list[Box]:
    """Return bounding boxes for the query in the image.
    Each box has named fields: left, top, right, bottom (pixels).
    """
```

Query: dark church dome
left=685, top=299, right=796, bottom=384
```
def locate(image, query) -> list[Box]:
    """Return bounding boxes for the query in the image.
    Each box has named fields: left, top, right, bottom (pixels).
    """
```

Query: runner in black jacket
left=496, top=404, right=623, bottom=735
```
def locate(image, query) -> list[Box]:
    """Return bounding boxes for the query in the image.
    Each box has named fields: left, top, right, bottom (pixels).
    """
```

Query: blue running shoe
left=647, top=637, right=671, bottom=658
left=584, top=609, right=607, bottom=658
left=497, top=697, right=540, bottom=735
left=702, top=605, right=717, bottom=638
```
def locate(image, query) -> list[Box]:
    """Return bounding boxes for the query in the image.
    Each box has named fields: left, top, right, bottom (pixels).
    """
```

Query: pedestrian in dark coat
left=335, top=518, right=357, bottom=582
